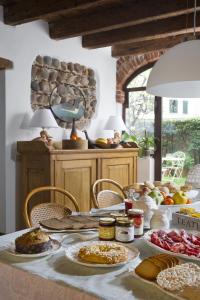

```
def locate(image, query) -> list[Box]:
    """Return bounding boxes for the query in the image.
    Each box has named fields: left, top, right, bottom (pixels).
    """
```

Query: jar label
left=115, top=226, right=134, bottom=242
left=99, top=226, right=115, bottom=240
left=134, top=217, right=144, bottom=236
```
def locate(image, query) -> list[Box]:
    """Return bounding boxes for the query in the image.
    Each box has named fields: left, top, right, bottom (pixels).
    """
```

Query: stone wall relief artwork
left=31, top=55, right=97, bottom=129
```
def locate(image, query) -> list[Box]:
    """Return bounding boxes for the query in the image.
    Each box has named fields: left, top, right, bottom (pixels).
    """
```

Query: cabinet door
left=101, top=157, right=134, bottom=190
left=55, top=159, right=96, bottom=212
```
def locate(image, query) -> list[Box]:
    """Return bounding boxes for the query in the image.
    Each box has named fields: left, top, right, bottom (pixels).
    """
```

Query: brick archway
left=116, top=51, right=164, bottom=104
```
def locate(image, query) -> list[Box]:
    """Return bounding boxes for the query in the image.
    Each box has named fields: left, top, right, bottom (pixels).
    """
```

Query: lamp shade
left=146, top=40, right=200, bottom=98
left=104, top=115, right=127, bottom=131
left=29, top=108, right=58, bottom=128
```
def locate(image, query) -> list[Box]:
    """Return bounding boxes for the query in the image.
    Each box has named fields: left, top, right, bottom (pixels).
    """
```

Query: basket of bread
left=134, top=254, right=200, bottom=300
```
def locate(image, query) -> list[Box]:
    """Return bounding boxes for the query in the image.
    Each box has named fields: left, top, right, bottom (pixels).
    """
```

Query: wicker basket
left=62, top=139, right=88, bottom=150
left=186, top=164, right=200, bottom=188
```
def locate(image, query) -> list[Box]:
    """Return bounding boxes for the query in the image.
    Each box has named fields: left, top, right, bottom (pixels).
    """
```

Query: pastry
left=15, top=228, right=52, bottom=254
left=154, top=181, right=163, bottom=187
left=144, top=181, right=155, bottom=190
left=78, top=242, right=128, bottom=264
left=181, top=184, right=192, bottom=192
left=158, top=186, right=169, bottom=195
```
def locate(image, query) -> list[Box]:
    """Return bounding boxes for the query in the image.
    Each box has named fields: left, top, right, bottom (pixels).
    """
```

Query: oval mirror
left=50, top=83, right=86, bottom=123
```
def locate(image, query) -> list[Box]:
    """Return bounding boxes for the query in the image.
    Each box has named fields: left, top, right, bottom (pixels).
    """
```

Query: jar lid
left=110, top=213, right=127, bottom=218
left=116, top=217, right=133, bottom=225
left=99, top=217, right=115, bottom=224
left=128, top=208, right=144, bottom=215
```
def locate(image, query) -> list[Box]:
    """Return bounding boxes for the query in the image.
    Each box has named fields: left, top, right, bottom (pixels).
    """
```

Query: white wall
left=0, top=6, right=117, bottom=232
left=162, top=98, right=200, bottom=120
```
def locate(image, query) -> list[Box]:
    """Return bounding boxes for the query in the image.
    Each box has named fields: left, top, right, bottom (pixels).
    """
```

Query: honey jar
left=99, top=217, right=115, bottom=241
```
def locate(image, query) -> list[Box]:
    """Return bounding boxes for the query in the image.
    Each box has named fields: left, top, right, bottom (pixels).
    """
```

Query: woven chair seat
left=30, top=203, right=72, bottom=227
left=23, top=186, right=79, bottom=228
left=92, top=178, right=125, bottom=209
left=97, top=190, right=124, bottom=209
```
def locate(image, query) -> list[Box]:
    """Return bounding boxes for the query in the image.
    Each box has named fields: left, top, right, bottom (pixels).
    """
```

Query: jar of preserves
left=115, top=218, right=134, bottom=243
left=128, top=209, right=144, bottom=237
left=99, top=217, right=115, bottom=241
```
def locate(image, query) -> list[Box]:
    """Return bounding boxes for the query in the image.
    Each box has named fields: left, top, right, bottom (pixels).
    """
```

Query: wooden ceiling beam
left=82, top=11, right=200, bottom=49
left=3, top=0, right=111, bottom=25
left=111, top=34, right=198, bottom=57
left=49, top=0, right=199, bottom=39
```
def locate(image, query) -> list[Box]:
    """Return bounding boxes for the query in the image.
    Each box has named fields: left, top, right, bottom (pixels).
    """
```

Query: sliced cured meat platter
left=143, top=229, right=200, bottom=261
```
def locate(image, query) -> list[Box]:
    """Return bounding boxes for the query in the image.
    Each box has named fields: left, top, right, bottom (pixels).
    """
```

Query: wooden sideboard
left=17, top=142, right=138, bottom=212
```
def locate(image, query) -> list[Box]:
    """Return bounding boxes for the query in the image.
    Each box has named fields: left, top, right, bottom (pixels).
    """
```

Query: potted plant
left=139, top=130, right=155, bottom=157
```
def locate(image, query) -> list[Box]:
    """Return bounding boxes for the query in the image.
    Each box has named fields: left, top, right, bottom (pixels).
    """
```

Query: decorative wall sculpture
left=31, top=55, right=97, bottom=129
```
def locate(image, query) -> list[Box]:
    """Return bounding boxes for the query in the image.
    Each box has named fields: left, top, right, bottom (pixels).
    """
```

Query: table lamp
left=104, top=115, right=127, bottom=143
left=29, top=108, right=59, bottom=144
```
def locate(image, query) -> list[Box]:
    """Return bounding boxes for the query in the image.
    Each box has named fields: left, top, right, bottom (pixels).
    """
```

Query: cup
left=124, top=199, right=133, bottom=214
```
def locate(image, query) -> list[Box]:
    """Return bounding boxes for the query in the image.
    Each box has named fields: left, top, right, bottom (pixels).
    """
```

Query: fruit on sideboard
left=95, top=138, right=108, bottom=145
left=172, top=191, right=188, bottom=204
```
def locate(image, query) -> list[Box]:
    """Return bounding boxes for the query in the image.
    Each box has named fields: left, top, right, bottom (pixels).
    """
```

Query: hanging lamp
left=147, top=0, right=200, bottom=98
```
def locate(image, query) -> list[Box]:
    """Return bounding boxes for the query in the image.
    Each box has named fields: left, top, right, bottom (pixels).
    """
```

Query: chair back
left=24, top=186, right=79, bottom=228
left=172, top=151, right=186, bottom=167
left=92, top=179, right=125, bottom=208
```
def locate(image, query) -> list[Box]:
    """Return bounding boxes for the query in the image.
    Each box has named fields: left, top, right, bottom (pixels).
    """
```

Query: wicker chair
left=92, top=179, right=125, bottom=209
left=24, top=186, right=80, bottom=228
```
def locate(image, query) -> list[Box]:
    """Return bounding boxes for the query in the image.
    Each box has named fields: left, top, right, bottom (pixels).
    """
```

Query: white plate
left=6, top=239, right=61, bottom=258
left=40, top=225, right=98, bottom=233
left=65, top=241, right=140, bottom=268
left=143, top=229, right=200, bottom=262
left=158, top=201, right=200, bottom=220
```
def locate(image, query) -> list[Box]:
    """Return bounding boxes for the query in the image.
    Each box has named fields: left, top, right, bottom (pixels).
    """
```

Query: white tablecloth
left=1, top=227, right=198, bottom=300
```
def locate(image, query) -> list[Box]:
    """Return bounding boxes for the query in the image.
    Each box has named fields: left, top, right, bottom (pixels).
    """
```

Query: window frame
left=183, top=100, right=188, bottom=114
left=122, top=62, right=162, bottom=180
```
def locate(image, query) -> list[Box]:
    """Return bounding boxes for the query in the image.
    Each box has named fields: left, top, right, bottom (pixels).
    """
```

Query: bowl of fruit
left=140, top=181, right=200, bottom=219
left=95, top=138, right=120, bottom=149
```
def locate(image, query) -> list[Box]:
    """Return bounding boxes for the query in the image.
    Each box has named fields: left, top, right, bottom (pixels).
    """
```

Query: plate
left=65, top=240, right=139, bottom=268
left=143, top=229, right=200, bottom=262
left=6, top=239, right=61, bottom=258
left=40, top=225, right=98, bottom=233
left=158, top=201, right=200, bottom=220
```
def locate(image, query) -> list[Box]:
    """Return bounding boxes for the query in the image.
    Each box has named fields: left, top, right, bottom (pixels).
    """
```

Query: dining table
left=0, top=203, right=200, bottom=300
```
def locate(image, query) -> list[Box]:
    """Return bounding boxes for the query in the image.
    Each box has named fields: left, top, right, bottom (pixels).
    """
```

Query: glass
left=127, top=68, right=152, bottom=88
left=125, top=90, right=155, bottom=137
left=124, top=199, right=133, bottom=214
left=162, top=98, right=200, bottom=186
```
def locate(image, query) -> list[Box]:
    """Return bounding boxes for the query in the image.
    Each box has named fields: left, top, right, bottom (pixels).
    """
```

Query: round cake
left=15, top=228, right=52, bottom=254
left=78, top=242, right=128, bottom=264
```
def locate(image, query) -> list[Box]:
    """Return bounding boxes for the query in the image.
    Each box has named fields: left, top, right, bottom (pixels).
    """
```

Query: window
left=123, top=67, right=155, bottom=136
left=169, top=100, right=178, bottom=113
left=183, top=100, right=188, bottom=114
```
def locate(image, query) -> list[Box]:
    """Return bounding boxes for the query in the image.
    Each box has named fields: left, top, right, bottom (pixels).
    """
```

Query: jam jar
left=128, top=209, right=144, bottom=237
left=115, top=218, right=134, bottom=243
left=99, top=217, right=115, bottom=241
